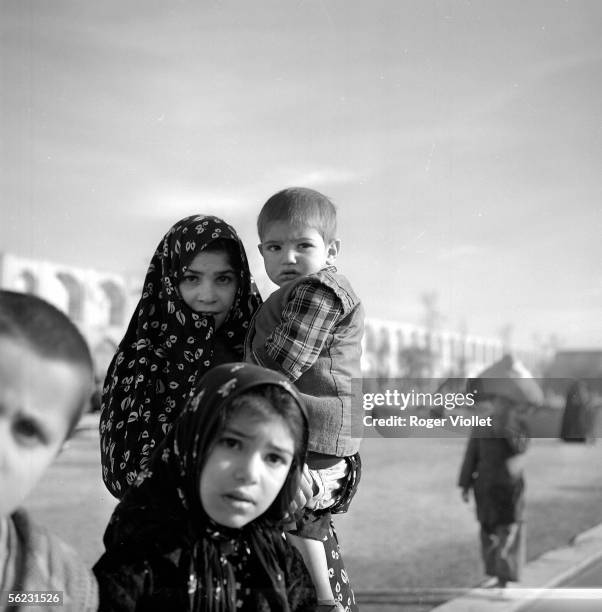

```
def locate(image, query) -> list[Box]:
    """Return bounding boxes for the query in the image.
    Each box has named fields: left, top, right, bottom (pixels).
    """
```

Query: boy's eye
left=14, top=418, right=45, bottom=447
left=219, top=436, right=241, bottom=450
left=265, top=244, right=280, bottom=252
left=298, top=243, right=314, bottom=250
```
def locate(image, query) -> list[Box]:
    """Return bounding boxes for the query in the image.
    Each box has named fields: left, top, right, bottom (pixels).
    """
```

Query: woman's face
left=199, top=409, right=294, bottom=529
left=178, top=251, right=238, bottom=330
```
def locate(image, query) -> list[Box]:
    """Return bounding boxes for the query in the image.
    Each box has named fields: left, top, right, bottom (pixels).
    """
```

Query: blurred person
left=458, top=355, right=543, bottom=589
left=560, top=379, right=597, bottom=443
left=0, top=290, right=97, bottom=610
left=94, top=363, right=317, bottom=611
left=100, top=215, right=261, bottom=499
left=246, top=188, right=363, bottom=611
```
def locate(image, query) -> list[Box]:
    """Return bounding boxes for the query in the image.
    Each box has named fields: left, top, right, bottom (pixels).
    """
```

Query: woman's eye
left=216, top=275, right=234, bottom=285
left=182, top=275, right=199, bottom=284
left=14, top=419, right=44, bottom=446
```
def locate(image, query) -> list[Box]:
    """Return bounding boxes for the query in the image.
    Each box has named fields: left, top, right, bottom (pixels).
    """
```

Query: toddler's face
left=178, top=251, right=239, bottom=330
left=199, top=409, right=294, bottom=528
left=0, top=337, right=85, bottom=516
left=259, top=222, right=339, bottom=286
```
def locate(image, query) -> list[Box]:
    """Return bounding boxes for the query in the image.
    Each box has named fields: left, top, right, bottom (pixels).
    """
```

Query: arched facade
left=0, top=251, right=133, bottom=352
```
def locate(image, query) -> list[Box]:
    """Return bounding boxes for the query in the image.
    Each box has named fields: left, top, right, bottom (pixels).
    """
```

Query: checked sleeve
left=264, top=281, right=344, bottom=381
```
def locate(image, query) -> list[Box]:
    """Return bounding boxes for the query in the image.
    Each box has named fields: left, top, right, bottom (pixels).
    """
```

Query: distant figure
left=0, top=291, right=98, bottom=610
left=560, top=379, right=597, bottom=443
left=458, top=355, right=544, bottom=589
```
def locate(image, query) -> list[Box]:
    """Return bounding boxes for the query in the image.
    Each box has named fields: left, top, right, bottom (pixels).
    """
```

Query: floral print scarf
left=96, top=363, right=314, bottom=612
left=100, top=216, right=262, bottom=498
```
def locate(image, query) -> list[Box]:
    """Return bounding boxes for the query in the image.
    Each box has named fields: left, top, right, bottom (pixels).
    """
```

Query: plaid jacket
left=246, top=267, right=364, bottom=455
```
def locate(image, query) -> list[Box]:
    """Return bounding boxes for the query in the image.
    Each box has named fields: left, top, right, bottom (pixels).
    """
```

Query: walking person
left=459, top=355, right=543, bottom=589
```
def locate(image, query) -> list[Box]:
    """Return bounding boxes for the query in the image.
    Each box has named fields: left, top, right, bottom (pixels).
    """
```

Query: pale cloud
left=131, top=184, right=250, bottom=221
left=286, top=168, right=363, bottom=188
left=436, top=244, right=484, bottom=261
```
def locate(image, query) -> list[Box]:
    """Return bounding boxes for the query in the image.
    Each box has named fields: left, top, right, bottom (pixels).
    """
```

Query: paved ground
left=525, top=557, right=602, bottom=612
left=22, top=413, right=602, bottom=611
left=430, top=520, right=602, bottom=612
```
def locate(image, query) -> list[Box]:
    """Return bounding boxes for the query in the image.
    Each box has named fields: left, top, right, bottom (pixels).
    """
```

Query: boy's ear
left=326, top=239, right=341, bottom=264
left=57, top=440, right=70, bottom=457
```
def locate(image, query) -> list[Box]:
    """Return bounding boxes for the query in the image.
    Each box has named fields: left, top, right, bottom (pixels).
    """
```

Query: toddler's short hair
left=0, top=290, right=94, bottom=436
left=257, top=187, right=337, bottom=243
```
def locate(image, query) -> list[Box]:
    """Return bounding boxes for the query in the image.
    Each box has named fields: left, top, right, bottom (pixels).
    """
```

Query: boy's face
left=0, top=337, right=85, bottom=516
left=258, top=222, right=340, bottom=286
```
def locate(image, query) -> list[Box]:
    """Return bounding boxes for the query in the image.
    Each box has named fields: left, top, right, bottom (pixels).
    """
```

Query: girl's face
left=199, top=409, right=294, bottom=529
left=178, top=251, right=238, bottom=330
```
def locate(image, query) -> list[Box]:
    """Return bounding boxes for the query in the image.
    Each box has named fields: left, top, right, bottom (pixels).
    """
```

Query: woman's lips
left=224, top=492, right=255, bottom=506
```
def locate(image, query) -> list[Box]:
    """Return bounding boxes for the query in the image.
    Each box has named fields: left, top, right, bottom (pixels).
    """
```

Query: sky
left=1, top=0, right=601, bottom=350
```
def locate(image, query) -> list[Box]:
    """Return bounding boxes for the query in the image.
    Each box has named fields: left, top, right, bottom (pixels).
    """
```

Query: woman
left=100, top=215, right=261, bottom=498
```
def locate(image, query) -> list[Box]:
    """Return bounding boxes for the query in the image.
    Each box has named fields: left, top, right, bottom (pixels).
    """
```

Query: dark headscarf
left=100, top=216, right=262, bottom=498
left=97, top=363, right=311, bottom=612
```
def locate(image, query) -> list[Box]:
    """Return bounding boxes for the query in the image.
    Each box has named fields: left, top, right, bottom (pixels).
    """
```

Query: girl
left=100, top=215, right=262, bottom=498
left=94, top=363, right=317, bottom=611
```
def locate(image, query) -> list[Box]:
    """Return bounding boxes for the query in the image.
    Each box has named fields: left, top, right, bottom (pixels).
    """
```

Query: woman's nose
left=196, top=281, right=216, bottom=302
left=234, top=453, right=261, bottom=483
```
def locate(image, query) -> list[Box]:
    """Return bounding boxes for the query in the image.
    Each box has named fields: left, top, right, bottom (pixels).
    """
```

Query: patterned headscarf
left=98, top=363, right=311, bottom=612
left=100, top=215, right=262, bottom=498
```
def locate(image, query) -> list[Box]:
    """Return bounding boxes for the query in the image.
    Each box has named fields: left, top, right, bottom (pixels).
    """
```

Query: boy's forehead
left=261, top=221, right=323, bottom=242
left=0, top=337, right=89, bottom=422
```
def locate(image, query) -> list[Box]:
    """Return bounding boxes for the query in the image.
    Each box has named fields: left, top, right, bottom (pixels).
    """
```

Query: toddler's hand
left=288, top=464, right=317, bottom=517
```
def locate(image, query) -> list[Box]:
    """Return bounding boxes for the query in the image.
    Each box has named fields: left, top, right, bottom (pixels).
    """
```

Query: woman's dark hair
left=216, top=385, right=308, bottom=523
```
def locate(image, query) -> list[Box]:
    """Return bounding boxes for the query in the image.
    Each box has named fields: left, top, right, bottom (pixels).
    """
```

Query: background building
left=0, top=252, right=137, bottom=381
left=1, top=251, right=544, bottom=384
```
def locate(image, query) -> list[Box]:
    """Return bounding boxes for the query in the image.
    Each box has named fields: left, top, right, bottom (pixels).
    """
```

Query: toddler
left=246, top=187, right=363, bottom=611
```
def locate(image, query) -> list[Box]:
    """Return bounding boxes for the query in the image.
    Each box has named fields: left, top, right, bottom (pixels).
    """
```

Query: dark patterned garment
left=99, top=216, right=261, bottom=498
left=94, top=363, right=317, bottom=612
left=322, top=522, right=358, bottom=612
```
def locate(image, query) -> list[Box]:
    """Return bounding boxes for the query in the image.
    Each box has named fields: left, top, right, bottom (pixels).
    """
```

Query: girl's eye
left=266, top=453, right=287, bottom=466
left=14, top=418, right=45, bottom=447
left=216, top=275, right=234, bottom=285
